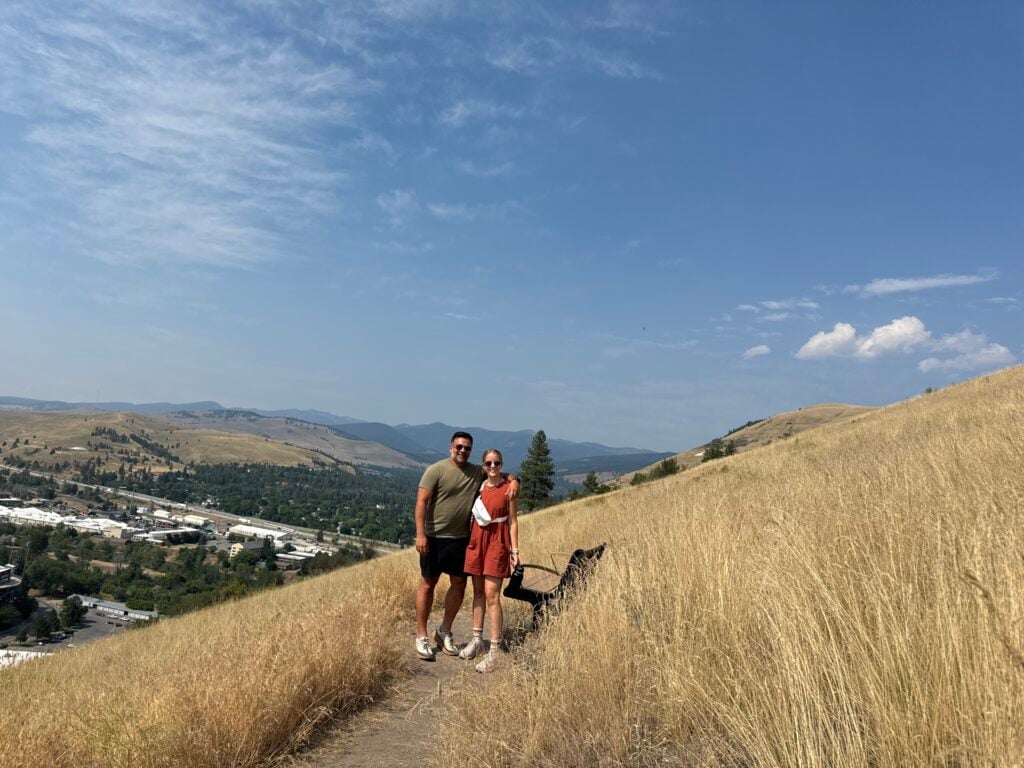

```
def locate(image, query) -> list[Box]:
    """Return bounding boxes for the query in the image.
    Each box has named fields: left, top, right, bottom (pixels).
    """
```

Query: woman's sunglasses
left=484, top=460, right=502, bottom=467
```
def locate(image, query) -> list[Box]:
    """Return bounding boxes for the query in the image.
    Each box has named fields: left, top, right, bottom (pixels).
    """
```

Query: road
left=1, top=464, right=404, bottom=556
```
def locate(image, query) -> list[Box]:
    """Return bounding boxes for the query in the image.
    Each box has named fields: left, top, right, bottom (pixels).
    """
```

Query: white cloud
left=855, top=316, right=932, bottom=358
left=796, top=322, right=859, bottom=359
left=918, top=330, right=1016, bottom=373
left=735, top=298, right=819, bottom=317
left=444, top=312, right=477, bottom=322
left=796, top=316, right=931, bottom=360
left=760, top=299, right=819, bottom=311
left=742, top=345, right=771, bottom=360
left=855, top=273, right=995, bottom=297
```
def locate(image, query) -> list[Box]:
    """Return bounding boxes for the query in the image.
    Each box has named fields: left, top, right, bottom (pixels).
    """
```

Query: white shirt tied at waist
left=472, top=480, right=508, bottom=527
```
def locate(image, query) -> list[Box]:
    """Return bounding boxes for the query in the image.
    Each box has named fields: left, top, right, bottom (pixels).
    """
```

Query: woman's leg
left=458, top=575, right=487, bottom=660
left=471, top=574, right=486, bottom=633
left=483, top=576, right=504, bottom=646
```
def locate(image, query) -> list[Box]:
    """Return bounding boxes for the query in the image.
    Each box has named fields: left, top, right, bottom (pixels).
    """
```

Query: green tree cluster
left=700, top=438, right=737, bottom=463
left=630, top=456, right=681, bottom=486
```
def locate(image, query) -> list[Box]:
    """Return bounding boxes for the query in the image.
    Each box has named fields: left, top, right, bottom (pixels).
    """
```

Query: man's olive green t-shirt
left=419, top=459, right=485, bottom=538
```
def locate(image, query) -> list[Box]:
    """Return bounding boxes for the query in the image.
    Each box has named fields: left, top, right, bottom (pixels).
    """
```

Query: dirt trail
left=285, top=614, right=484, bottom=768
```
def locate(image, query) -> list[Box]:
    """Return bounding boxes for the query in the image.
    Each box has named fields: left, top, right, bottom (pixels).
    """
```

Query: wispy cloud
left=439, top=99, right=524, bottom=128
left=850, top=273, right=996, bottom=297
left=598, top=333, right=698, bottom=358
left=796, top=316, right=931, bottom=360
left=735, top=298, right=819, bottom=320
left=377, top=189, right=420, bottom=224
left=426, top=200, right=522, bottom=221
left=985, top=297, right=1020, bottom=311
left=456, top=160, right=516, bottom=177
left=0, top=2, right=365, bottom=268
left=444, top=312, right=477, bottom=322
left=486, top=34, right=661, bottom=80
left=742, top=345, right=771, bottom=360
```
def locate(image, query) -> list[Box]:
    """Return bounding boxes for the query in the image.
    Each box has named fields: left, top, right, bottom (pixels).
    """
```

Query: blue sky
left=1, top=1, right=1021, bottom=451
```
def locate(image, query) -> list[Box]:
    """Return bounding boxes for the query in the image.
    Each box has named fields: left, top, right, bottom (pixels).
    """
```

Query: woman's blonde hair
left=481, top=448, right=504, bottom=464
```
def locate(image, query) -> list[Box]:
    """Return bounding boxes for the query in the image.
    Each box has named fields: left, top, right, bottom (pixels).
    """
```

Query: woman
left=459, top=448, right=520, bottom=672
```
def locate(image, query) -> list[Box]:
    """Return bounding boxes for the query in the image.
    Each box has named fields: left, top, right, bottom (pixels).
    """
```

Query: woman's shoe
left=475, top=649, right=500, bottom=673
left=459, top=636, right=484, bottom=660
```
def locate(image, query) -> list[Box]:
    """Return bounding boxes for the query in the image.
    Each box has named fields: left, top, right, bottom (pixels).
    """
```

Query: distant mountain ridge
left=0, top=395, right=671, bottom=473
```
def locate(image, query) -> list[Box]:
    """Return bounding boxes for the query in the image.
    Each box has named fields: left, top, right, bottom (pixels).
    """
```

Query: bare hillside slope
left=616, top=401, right=877, bottom=484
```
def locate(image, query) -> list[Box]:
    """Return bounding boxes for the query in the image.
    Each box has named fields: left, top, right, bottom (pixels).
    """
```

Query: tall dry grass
left=436, top=367, right=1024, bottom=767
left=0, top=554, right=418, bottom=768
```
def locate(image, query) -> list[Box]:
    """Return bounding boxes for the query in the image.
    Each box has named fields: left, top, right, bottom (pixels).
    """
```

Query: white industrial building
left=0, top=505, right=66, bottom=527
left=71, top=595, right=159, bottom=623
left=228, top=524, right=293, bottom=543
left=138, top=527, right=203, bottom=543
left=0, top=505, right=137, bottom=539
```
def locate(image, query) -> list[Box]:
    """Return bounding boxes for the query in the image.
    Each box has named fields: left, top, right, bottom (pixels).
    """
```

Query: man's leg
left=439, top=574, right=467, bottom=633
left=416, top=575, right=440, bottom=638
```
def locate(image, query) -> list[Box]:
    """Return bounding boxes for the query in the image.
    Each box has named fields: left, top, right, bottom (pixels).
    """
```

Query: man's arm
left=502, top=472, right=519, bottom=501
left=414, top=487, right=432, bottom=554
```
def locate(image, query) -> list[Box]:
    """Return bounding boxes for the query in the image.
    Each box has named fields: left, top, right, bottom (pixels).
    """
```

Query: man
left=414, top=431, right=517, bottom=660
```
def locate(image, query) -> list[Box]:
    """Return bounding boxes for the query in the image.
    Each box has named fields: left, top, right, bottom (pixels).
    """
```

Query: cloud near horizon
left=797, top=316, right=1016, bottom=373
left=918, top=330, right=1015, bottom=373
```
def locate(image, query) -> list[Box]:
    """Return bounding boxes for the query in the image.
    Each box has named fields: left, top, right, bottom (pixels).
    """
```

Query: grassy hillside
left=437, top=370, right=1023, bottom=766
left=616, top=402, right=877, bottom=484
left=0, top=410, right=334, bottom=475
left=164, top=411, right=425, bottom=469
left=1, top=368, right=1020, bottom=767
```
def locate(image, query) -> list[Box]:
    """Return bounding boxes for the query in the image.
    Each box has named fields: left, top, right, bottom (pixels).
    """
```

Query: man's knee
left=419, top=575, right=440, bottom=593
left=448, top=575, right=467, bottom=593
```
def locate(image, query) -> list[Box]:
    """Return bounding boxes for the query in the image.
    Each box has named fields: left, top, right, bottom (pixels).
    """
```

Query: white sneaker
left=414, top=636, right=435, bottom=661
left=475, top=648, right=500, bottom=673
left=433, top=627, right=458, bottom=656
left=459, top=636, right=484, bottom=660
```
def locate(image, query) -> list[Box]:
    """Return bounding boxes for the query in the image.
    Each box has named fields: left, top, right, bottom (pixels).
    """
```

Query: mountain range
left=0, top=395, right=671, bottom=475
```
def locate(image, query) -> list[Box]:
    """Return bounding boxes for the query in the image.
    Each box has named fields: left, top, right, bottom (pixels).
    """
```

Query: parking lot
left=1, top=607, right=131, bottom=654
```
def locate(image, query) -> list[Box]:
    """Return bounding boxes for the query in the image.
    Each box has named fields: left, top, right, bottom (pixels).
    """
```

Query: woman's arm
left=508, top=497, right=520, bottom=569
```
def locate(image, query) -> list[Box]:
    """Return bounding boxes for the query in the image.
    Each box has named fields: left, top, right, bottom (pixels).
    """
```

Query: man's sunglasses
left=453, top=444, right=472, bottom=453
left=484, top=460, right=502, bottom=467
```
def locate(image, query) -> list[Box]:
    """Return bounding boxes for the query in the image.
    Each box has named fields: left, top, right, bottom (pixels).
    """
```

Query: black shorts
left=420, top=536, right=469, bottom=579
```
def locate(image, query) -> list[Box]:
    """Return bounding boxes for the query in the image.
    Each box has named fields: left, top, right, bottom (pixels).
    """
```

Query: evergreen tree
left=582, top=471, right=601, bottom=495
left=518, top=430, right=555, bottom=511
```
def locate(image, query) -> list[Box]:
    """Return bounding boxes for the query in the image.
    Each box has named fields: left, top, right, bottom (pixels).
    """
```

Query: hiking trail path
left=285, top=613, right=483, bottom=768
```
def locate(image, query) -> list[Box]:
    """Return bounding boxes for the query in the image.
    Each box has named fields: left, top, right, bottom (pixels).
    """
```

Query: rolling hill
left=0, top=410, right=337, bottom=475
left=614, top=402, right=878, bottom=485
left=163, top=411, right=424, bottom=469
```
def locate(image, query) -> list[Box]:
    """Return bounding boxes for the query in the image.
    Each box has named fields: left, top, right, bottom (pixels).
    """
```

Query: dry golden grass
left=0, top=555, right=417, bottom=768
left=436, top=368, right=1024, bottom=767
left=2, top=368, right=1020, bottom=767
left=616, top=402, right=877, bottom=485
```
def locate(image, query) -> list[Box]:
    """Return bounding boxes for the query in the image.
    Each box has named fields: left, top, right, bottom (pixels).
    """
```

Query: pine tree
left=518, top=430, right=555, bottom=511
